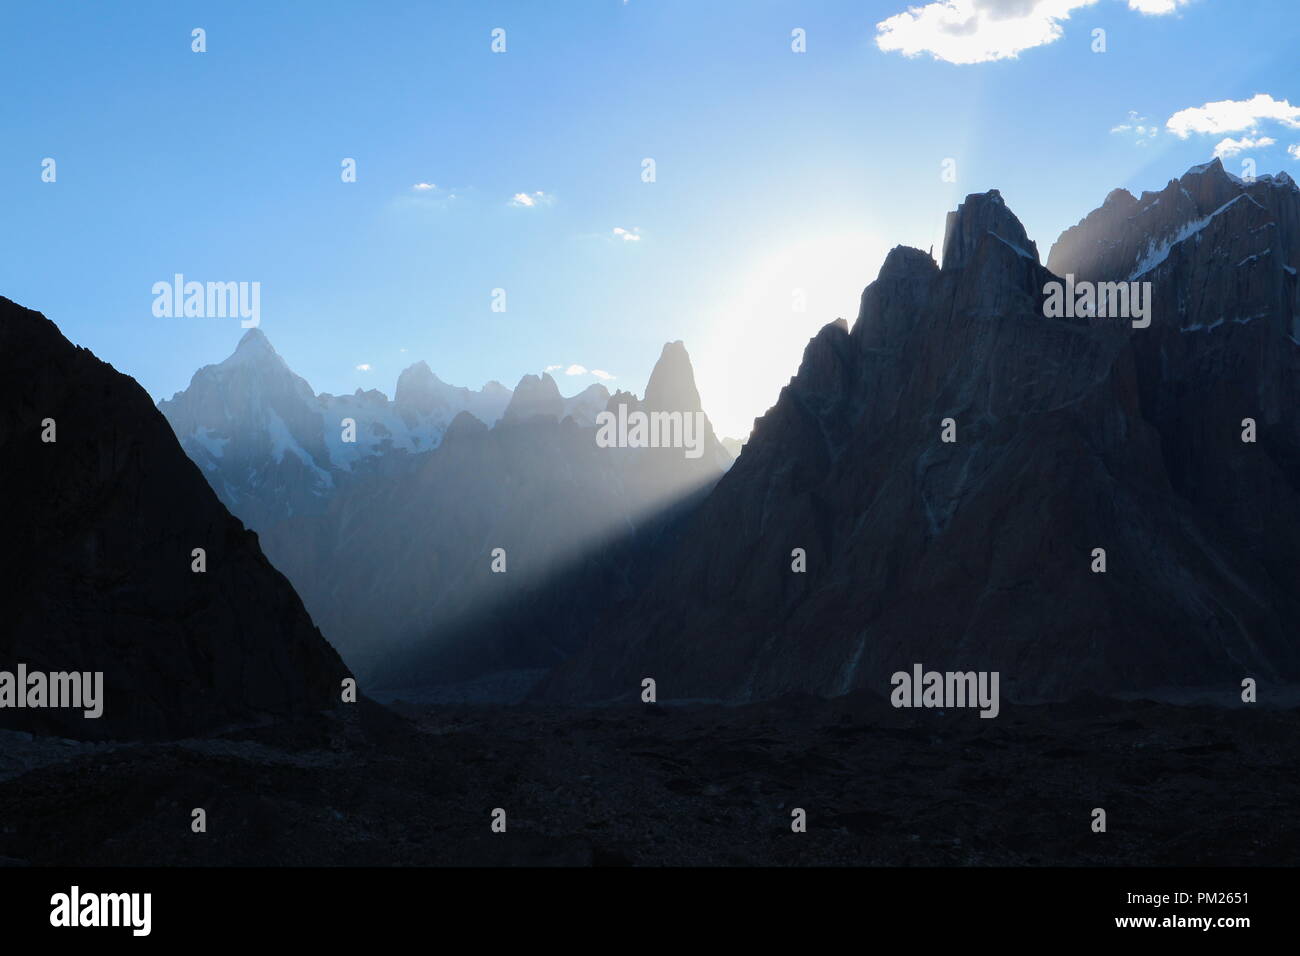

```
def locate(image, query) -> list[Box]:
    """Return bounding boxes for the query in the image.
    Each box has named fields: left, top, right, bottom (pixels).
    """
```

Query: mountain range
left=6, top=156, right=1294, bottom=732
left=157, top=331, right=516, bottom=532
left=159, top=334, right=732, bottom=681
left=542, top=157, right=1300, bottom=703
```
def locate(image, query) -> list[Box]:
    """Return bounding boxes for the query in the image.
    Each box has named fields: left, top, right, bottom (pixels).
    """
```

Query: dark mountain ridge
left=542, top=159, right=1300, bottom=704
left=0, top=297, right=350, bottom=740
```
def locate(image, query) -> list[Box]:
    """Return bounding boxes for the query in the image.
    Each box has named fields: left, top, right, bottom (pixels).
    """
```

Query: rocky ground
left=0, top=692, right=1294, bottom=866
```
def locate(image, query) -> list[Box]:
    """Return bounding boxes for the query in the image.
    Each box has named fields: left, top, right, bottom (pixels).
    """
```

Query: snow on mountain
left=158, top=330, right=513, bottom=530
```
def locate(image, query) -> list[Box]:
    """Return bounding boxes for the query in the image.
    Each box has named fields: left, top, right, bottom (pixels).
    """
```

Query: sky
left=3, top=0, right=1299, bottom=439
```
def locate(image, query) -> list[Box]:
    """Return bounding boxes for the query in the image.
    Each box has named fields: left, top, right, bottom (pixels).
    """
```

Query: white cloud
left=509, top=190, right=555, bottom=208
left=1289, top=144, right=1300, bottom=160
left=1167, top=94, right=1300, bottom=138
left=1126, top=0, right=1191, bottom=12
left=1111, top=110, right=1160, bottom=146
left=874, top=0, right=1098, bottom=65
left=1212, top=135, right=1275, bottom=159
left=875, top=0, right=1197, bottom=65
left=546, top=363, right=612, bottom=379
left=612, top=226, right=641, bottom=241
left=355, top=363, right=372, bottom=372
left=396, top=182, right=463, bottom=210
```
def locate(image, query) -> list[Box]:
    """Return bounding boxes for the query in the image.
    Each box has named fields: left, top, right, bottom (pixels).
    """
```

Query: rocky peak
left=1045, top=157, right=1300, bottom=283
left=563, top=383, right=612, bottom=427
left=853, top=245, right=941, bottom=352
left=232, top=326, right=275, bottom=355
left=941, top=189, right=1039, bottom=271
left=502, top=372, right=565, bottom=424
left=1181, top=156, right=1245, bottom=210
left=445, top=409, right=489, bottom=440
left=394, top=360, right=449, bottom=414
left=644, top=341, right=703, bottom=413
left=392, top=358, right=454, bottom=421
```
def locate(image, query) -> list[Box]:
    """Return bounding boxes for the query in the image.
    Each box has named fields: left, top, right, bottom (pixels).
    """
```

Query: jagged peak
left=395, top=360, right=457, bottom=413
left=237, top=326, right=270, bottom=347
left=226, top=327, right=282, bottom=363
left=1255, top=169, right=1298, bottom=190
left=199, top=327, right=297, bottom=383
left=501, top=371, right=564, bottom=423
left=1103, top=187, right=1138, bottom=208
left=1185, top=156, right=1229, bottom=177
left=570, top=382, right=610, bottom=400
left=878, top=244, right=940, bottom=280
left=941, top=189, right=1039, bottom=271
left=512, top=370, right=561, bottom=393
left=396, top=359, right=445, bottom=387
left=1178, top=155, right=1251, bottom=200
left=645, top=340, right=702, bottom=413
left=445, top=409, right=489, bottom=439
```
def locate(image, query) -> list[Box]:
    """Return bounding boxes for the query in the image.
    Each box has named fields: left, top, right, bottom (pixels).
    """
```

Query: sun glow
left=693, top=232, right=893, bottom=442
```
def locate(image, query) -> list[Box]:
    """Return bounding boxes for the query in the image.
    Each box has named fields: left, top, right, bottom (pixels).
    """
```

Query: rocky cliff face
left=1051, top=157, right=1300, bottom=626
left=0, top=297, right=350, bottom=740
left=543, top=162, right=1300, bottom=704
left=1047, top=158, right=1299, bottom=289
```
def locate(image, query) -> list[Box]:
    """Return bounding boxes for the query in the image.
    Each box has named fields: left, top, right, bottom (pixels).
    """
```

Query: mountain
left=502, top=372, right=565, bottom=424
left=158, top=324, right=728, bottom=682
left=1047, top=158, right=1299, bottom=296
left=0, top=297, right=350, bottom=740
left=158, top=331, right=512, bottom=532
left=542, top=161, right=1300, bottom=704
left=394, top=360, right=512, bottom=431
left=258, top=342, right=730, bottom=683
left=563, top=383, right=612, bottom=427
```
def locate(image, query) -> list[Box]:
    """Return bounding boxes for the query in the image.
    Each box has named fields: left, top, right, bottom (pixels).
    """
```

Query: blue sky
left=3, top=0, right=1298, bottom=438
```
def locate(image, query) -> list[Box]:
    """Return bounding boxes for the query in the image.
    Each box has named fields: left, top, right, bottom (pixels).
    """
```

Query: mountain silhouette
left=0, top=297, right=349, bottom=739
left=543, top=161, right=1300, bottom=704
